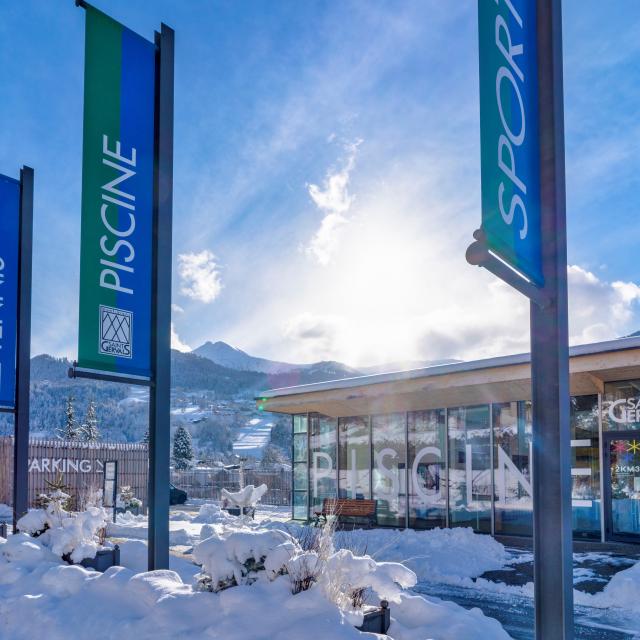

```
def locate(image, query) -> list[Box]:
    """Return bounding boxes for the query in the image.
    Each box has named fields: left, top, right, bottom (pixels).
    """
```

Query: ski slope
left=232, top=418, right=273, bottom=458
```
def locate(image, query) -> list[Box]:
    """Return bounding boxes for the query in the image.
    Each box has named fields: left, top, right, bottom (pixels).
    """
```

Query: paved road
left=414, top=549, right=640, bottom=639
left=413, top=581, right=639, bottom=639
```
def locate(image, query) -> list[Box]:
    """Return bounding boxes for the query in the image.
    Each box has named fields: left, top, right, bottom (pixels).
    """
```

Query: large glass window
left=448, top=405, right=491, bottom=532
left=571, top=395, right=600, bottom=538
left=493, top=401, right=533, bottom=536
left=603, top=380, right=640, bottom=431
left=338, top=417, right=371, bottom=499
left=292, top=414, right=308, bottom=520
left=408, top=409, right=446, bottom=529
left=372, top=413, right=407, bottom=527
left=310, top=415, right=337, bottom=513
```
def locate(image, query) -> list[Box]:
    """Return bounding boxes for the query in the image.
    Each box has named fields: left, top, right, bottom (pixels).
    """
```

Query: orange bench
left=313, top=497, right=377, bottom=529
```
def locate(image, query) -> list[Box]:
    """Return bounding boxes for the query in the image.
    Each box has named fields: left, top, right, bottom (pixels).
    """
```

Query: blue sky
left=1, top=1, right=639, bottom=366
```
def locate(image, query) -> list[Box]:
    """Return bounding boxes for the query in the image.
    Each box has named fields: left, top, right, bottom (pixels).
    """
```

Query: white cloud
left=178, top=250, right=223, bottom=303
left=171, top=303, right=185, bottom=314
left=567, top=265, right=640, bottom=344
left=305, top=141, right=361, bottom=265
left=171, top=323, right=191, bottom=352
left=284, top=313, right=345, bottom=361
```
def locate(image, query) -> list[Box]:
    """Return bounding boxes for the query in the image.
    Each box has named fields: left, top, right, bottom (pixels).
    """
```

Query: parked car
left=170, top=483, right=187, bottom=505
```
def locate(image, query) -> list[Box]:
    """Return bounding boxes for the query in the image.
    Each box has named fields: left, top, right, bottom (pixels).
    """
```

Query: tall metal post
left=148, top=23, right=174, bottom=571
left=530, top=1, right=573, bottom=638
left=13, top=166, right=33, bottom=531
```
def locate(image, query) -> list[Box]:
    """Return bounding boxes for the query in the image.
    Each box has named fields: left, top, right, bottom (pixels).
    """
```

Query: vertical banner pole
left=531, top=1, right=573, bottom=638
left=148, top=23, right=174, bottom=571
left=13, top=166, right=34, bottom=531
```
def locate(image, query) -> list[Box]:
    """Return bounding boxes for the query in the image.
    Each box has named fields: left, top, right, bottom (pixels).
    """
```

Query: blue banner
left=478, top=0, right=543, bottom=286
left=77, top=6, right=155, bottom=379
left=0, top=175, right=20, bottom=408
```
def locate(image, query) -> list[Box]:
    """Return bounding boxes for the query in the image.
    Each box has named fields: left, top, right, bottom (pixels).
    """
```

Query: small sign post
left=0, top=168, right=34, bottom=532
left=103, top=460, right=118, bottom=523
left=71, top=1, right=174, bottom=571
left=467, top=1, right=573, bottom=638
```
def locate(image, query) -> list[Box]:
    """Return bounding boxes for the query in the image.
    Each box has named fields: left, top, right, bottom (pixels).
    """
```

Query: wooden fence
left=171, top=468, right=292, bottom=506
left=0, top=437, right=148, bottom=511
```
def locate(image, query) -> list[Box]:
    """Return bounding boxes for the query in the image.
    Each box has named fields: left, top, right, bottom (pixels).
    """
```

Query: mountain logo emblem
left=99, top=305, right=133, bottom=359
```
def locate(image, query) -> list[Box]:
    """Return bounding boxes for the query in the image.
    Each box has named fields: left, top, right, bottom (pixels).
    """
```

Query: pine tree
left=56, top=396, right=81, bottom=441
left=172, top=425, right=194, bottom=470
left=81, top=400, right=100, bottom=441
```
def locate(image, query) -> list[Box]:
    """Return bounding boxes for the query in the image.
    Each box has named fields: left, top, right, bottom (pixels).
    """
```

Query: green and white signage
left=77, top=5, right=155, bottom=378
left=478, top=0, right=543, bottom=286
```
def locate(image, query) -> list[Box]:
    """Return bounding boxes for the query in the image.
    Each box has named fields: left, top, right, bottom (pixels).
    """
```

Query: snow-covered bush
left=192, top=501, right=234, bottom=524
left=322, top=549, right=416, bottom=609
left=287, top=550, right=320, bottom=594
left=221, top=484, right=267, bottom=509
left=16, top=493, right=108, bottom=564
left=116, top=486, right=142, bottom=512
left=193, top=529, right=298, bottom=592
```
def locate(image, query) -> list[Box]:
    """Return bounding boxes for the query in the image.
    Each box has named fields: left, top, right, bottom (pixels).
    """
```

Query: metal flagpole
left=13, top=166, right=34, bottom=531
left=467, top=0, right=572, bottom=636
left=148, top=23, right=174, bottom=571
left=530, top=1, right=573, bottom=637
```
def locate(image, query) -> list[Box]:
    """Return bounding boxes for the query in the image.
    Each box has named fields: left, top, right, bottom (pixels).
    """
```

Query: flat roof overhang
left=257, top=337, right=640, bottom=418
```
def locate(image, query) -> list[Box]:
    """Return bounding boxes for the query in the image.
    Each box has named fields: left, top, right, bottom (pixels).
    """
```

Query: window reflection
left=372, top=413, right=407, bottom=527
left=603, top=380, right=640, bottom=431
left=571, top=395, right=600, bottom=538
left=292, top=414, right=309, bottom=520
left=448, top=406, right=491, bottom=532
left=310, top=415, right=337, bottom=513
left=338, top=417, right=371, bottom=499
left=408, top=409, right=446, bottom=528
left=493, top=401, right=532, bottom=536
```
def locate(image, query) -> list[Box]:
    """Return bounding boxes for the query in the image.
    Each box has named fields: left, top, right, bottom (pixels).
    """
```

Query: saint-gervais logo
left=99, top=305, right=132, bottom=358
left=605, top=398, right=640, bottom=425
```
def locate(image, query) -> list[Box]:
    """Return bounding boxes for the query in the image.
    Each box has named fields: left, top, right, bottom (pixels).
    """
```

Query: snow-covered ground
left=2, top=501, right=640, bottom=639
left=232, top=418, right=274, bottom=458
left=1, top=503, right=511, bottom=639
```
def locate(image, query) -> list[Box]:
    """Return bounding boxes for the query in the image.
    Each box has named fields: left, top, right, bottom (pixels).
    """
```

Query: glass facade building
left=289, top=383, right=640, bottom=543
left=273, top=340, right=640, bottom=544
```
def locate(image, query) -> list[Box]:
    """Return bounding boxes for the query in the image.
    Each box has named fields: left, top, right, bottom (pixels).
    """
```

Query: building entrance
left=604, top=432, right=640, bottom=542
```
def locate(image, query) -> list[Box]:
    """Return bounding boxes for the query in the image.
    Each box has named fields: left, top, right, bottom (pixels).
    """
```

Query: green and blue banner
left=0, top=174, right=19, bottom=408
left=478, top=0, right=543, bottom=286
left=78, top=5, right=155, bottom=378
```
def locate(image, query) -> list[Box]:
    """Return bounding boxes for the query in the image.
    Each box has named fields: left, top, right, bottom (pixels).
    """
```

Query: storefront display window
left=448, top=405, right=491, bottom=533
left=290, top=383, right=640, bottom=541
left=603, top=380, right=640, bottom=431
left=408, top=409, right=446, bottom=528
left=372, top=413, right=407, bottom=527
left=310, top=415, right=337, bottom=513
left=292, top=414, right=309, bottom=520
left=493, top=401, right=533, bottom=536
left=338, top=416, right=371, bottom=499
left=571, top=395, right=600, bottom=538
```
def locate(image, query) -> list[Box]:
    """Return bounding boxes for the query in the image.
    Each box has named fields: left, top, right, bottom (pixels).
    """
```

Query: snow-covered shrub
left=17, top=495, right=108, bottom=564
left=200, top=524, right=216, bottom=540
left=284, top=518, right=414, bottom=612
left=322, top=548, right=416, bottom=609
left=116, top=486, right=142, bottom=512
left=16, top=508, right=49, bottom=538
left=78, top=485, right=103, bottom=511
left=193, top=529, right=299, bottom=592
left=192, top=501, right=234, bottom=523
left=286, top=550, right=320, bottom=594
left=221, top=484, right=267, bottom=509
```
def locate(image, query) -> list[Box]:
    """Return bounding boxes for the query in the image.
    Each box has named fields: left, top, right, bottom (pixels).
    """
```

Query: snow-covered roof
left=257, top=336, right=640, bottom=414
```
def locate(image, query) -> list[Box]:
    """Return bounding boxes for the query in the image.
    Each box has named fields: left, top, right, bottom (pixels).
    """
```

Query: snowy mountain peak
left=193, top=341, right=305, bottom=374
